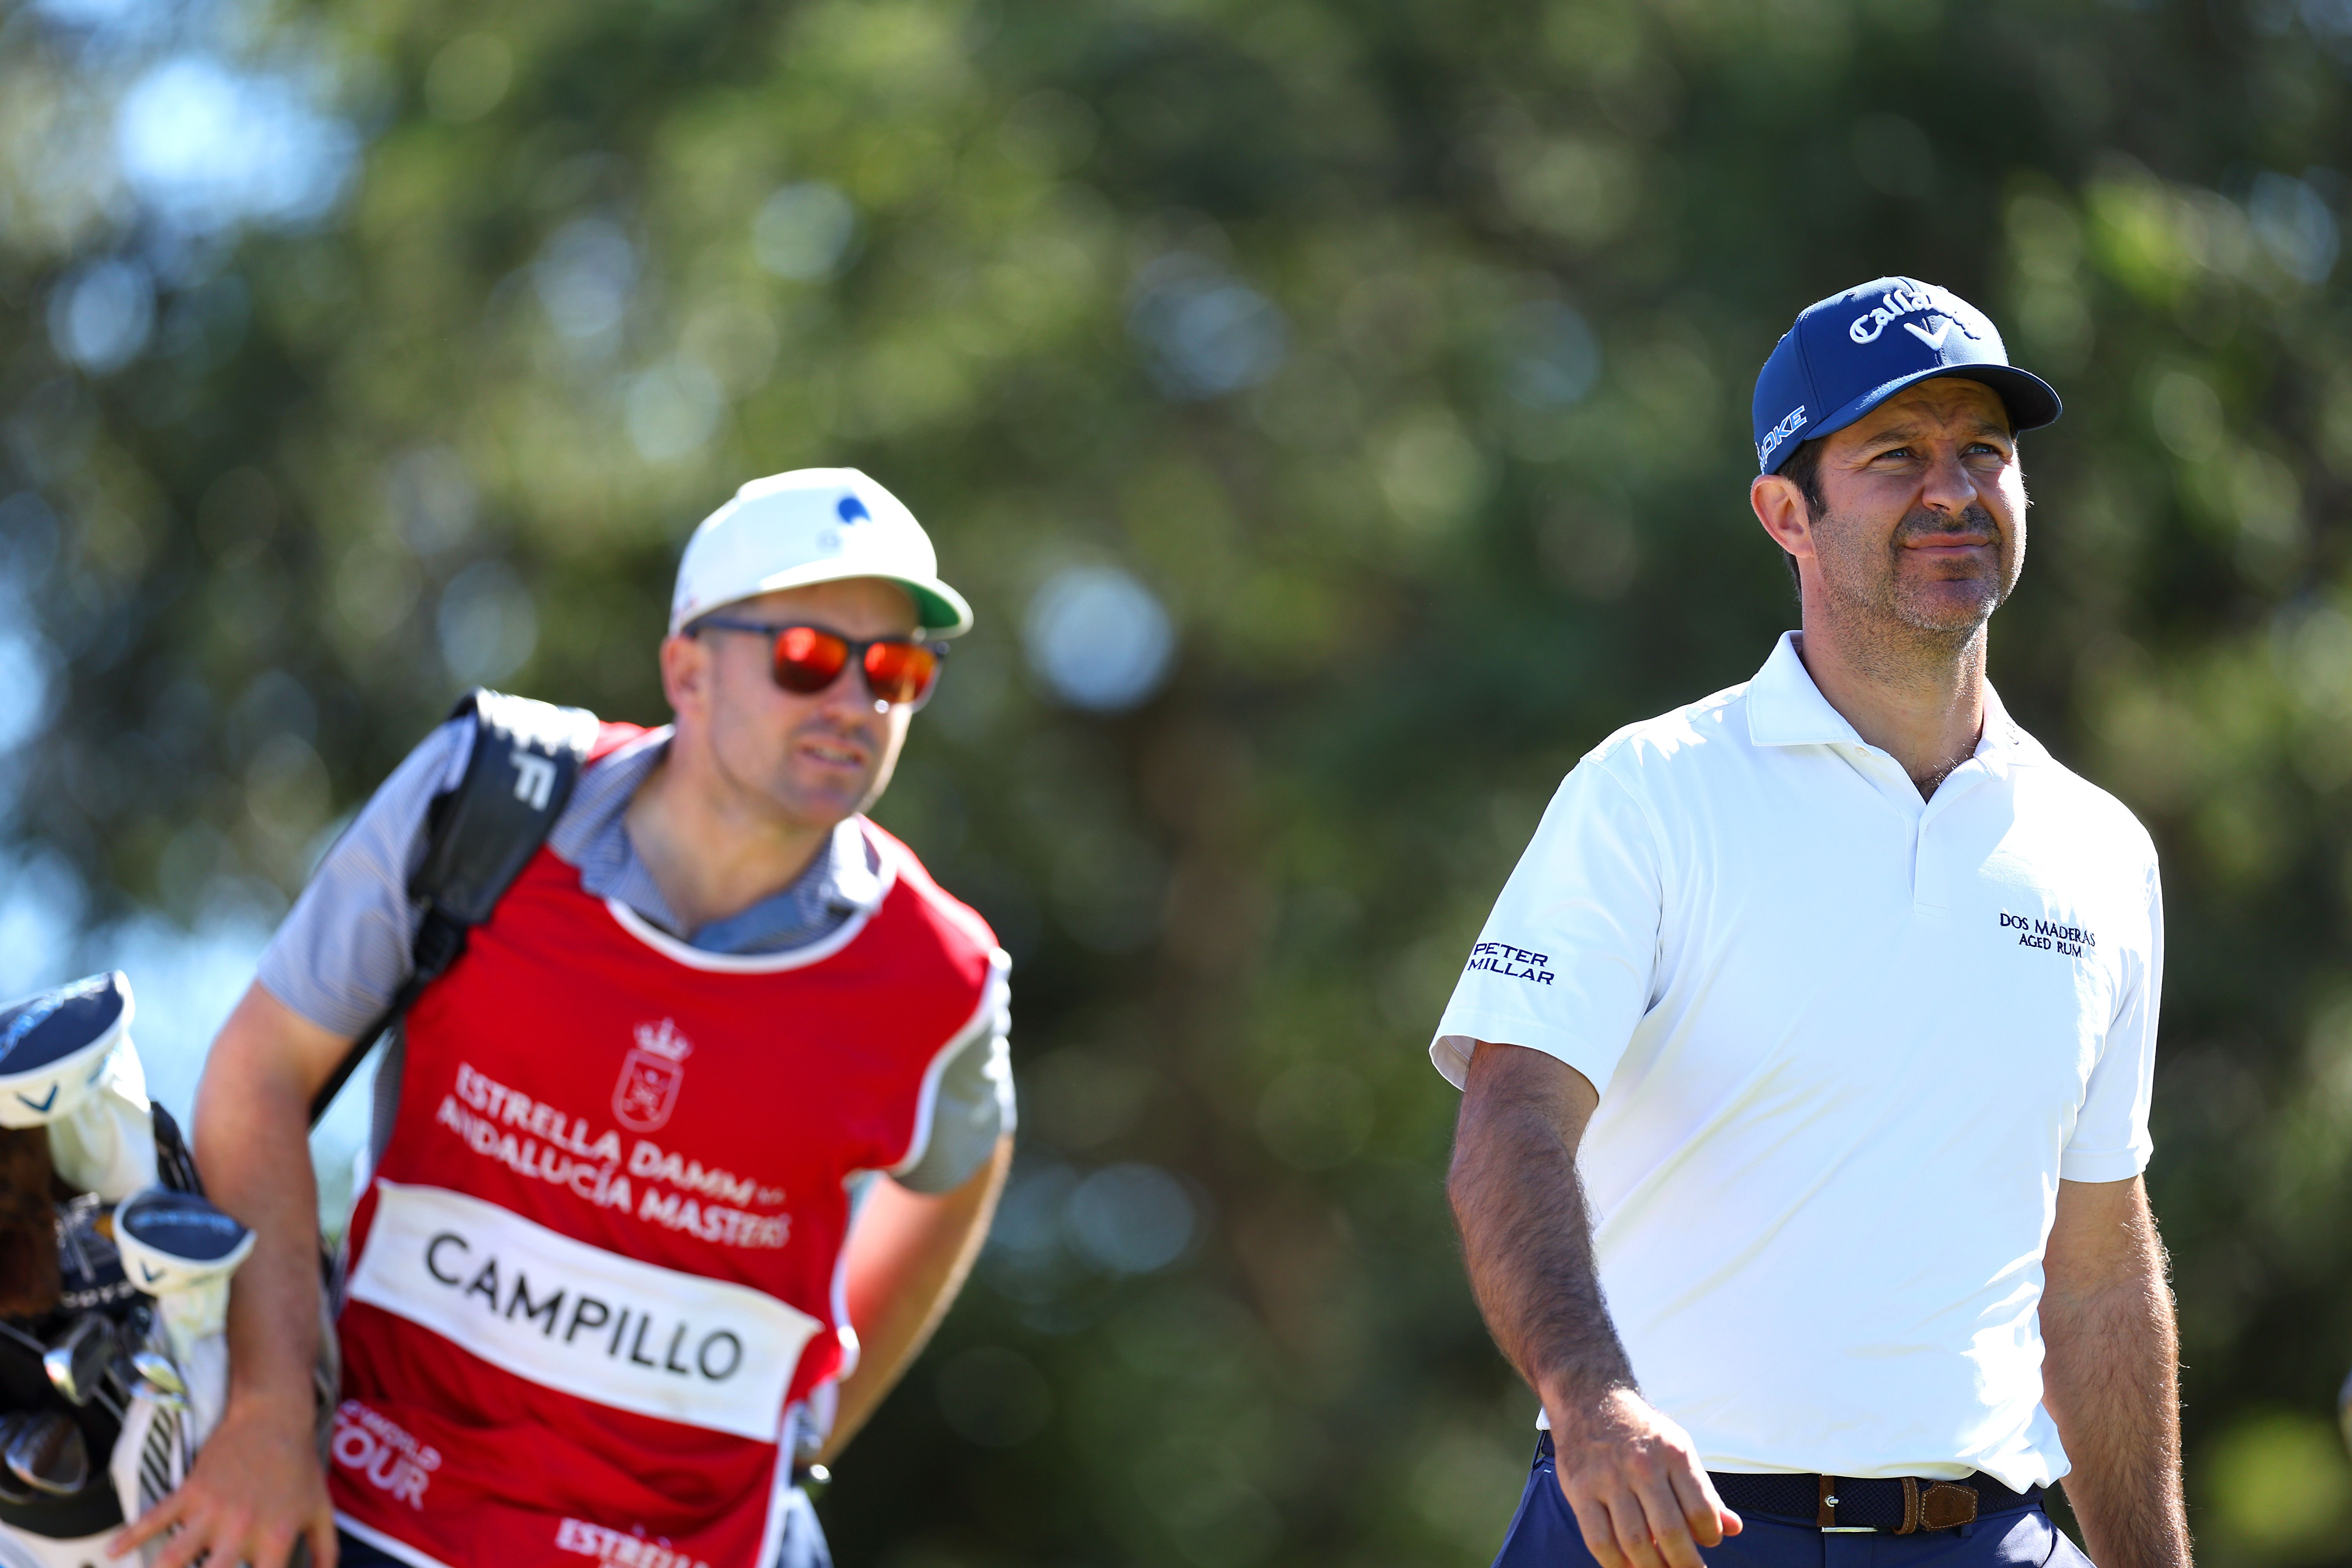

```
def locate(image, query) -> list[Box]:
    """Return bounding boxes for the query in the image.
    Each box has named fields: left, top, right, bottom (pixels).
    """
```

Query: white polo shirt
left=1432, top=632, right=2162, bottom=1490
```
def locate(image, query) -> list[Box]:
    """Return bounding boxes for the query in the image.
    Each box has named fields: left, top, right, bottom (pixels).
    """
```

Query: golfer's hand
left=1546, top=1387, right=1742, bottom=1568
left=109, top=1400, right=335, bottom=1568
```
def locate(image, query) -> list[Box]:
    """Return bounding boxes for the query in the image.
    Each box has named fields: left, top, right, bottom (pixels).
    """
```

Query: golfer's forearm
left=822, top=1136, right=1011, bottom=1459
left=2043, top=1257, right=2188, bottom=1568
left=1449, top=1048, right=1632, bottom=1409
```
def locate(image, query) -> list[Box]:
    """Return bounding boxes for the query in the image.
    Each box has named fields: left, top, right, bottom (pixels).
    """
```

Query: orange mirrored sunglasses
left=694, top=617, right=947, bottom=708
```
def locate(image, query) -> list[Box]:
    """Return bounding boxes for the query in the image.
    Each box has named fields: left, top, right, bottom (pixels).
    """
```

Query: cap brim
left=674, top=560, right=975, bottom=638
left=1768, top=364, right=2063, bottom=473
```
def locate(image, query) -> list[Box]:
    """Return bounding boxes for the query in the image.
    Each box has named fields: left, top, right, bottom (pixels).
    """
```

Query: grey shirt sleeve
left=255, top=719, right=474, bottom=1038
left=892, top=971, right=1015, bottom=1194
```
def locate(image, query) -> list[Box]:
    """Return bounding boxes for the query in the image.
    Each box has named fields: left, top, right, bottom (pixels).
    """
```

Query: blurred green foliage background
left=5, top=0, right=2352, bottom=1562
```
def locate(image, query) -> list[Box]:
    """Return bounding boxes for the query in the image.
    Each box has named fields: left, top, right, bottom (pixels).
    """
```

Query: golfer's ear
left=1750, top=474, right=1813, bottom=562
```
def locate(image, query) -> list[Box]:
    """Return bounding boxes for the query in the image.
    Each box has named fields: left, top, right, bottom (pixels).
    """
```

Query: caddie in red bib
left=134, top=471, right=1014, bottom=1568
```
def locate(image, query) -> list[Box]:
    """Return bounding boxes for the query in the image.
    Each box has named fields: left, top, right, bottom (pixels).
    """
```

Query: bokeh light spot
left=1024, top=565, right=1174, bottom=712
left=936, top=1345, right=1053, bottom=1447
left=1129, top=257, right=1287, bottom=400
left=437, top=561, right=539, bottom=684
left=625, top=360, right=725, bottom=462
left=1503, top=300, right=1601, bottom=408
left=425, top=34, right=514, bottom=124
left=47, top=258, right=154, bottom=375
left=116, top=56, right=358, bottom=232
left=535, top=218, right=638, bottom=341
left=753, top=182, right=858, bottom=281
left=1066, top=1163, right=1195, bottom=1274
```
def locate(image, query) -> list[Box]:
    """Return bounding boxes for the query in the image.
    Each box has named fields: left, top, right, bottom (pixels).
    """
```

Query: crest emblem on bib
left=613, top=1018, right=692, bottom=1132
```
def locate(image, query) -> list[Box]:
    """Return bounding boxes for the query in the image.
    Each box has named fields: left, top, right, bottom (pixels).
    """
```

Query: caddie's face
left=1775, top=377, right=2025, bottom=634
left=665, top=577, right=921, bottom=829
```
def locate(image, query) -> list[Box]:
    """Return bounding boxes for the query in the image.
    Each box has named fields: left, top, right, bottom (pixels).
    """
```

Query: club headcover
left=113, top=1186, right=254, bottom=1301
left=0, top=972, right=131, bottom=1130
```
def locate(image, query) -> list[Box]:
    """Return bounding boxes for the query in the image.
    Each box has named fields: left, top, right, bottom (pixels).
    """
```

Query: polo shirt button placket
left=1914, top=762, right=1988, bottom=913
left=1860, top=748, right=1922, bottom=818
left=1909, top=838, right=1932, bottom=911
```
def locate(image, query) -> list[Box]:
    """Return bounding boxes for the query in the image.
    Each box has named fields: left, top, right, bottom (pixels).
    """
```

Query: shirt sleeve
left=2060, top=857, right=2163, bottom=1181
left=1430, top=755, right=1664, bottom=1095
left=891, top=966, right=1015, bottom=1194
left=254, top=719, right=474, bottom=1038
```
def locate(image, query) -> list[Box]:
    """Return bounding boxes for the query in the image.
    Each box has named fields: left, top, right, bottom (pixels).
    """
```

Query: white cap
left=670, top=468, right=974, bottom=638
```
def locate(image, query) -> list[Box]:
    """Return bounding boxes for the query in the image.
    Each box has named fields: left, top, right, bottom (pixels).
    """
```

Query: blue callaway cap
left=1751, top=277, right=2061, bottom=474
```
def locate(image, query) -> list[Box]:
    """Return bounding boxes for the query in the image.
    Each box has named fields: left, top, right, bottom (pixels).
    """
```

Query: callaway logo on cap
left=1749, top=276, right=2062, bottom=474
left=669, top=468, right=974, bottom=637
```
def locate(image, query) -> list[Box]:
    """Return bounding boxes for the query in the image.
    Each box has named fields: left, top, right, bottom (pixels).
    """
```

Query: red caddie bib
left=328, top=726, right=1003, bottom=1568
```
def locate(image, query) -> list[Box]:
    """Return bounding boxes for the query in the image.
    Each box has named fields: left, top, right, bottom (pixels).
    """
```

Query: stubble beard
left=706, top=686, right=889, bottom=832
left=1811, top=501, right=2019, bottom=689
left=774, top=720, right=891, bottom=824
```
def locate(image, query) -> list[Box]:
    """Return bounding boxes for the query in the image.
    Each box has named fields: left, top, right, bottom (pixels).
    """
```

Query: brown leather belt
left=1707, top=1469, right=2043, bottom=1533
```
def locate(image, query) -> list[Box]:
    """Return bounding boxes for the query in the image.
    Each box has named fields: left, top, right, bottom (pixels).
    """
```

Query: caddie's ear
left=659, top=628, right=714, bottom=721
left=1749, top=473, right=1817, bottom=566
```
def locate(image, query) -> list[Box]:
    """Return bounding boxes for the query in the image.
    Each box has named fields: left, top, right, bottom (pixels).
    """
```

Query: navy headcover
left=0, top=973, right=127, bottom=1076
left=116, top=1187, right=252, bottom=1268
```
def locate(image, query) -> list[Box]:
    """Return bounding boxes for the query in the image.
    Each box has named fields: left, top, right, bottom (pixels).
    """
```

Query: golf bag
left=0, top=970, right=327, bottom=1568
left=0, top=690, right=589, bottom=1568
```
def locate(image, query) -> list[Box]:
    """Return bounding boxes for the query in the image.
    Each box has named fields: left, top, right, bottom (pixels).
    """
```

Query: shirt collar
left=824, top=817, right=888, bottom=915
left=554, top=726, right=889, bottom=925
left=1744, top=631, right=2041, bottom=768
left=1974, top=681, right=2044, bottom=769
left=1744, top=632, right=1865, bottom=748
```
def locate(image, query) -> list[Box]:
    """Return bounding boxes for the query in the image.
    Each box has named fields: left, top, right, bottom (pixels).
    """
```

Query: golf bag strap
left=305, top=689, right=599, bottom=1127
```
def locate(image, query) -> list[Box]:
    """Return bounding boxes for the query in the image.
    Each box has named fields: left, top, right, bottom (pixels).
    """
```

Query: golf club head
left=5, top=1409, right=91, bottom=1496
left=0, top=973, right=129, bottom=1130
left=132, top=1377, right=189, bottom=1413
left=42, top=1314, right=112, bottom=1406
left=129, top=1350, right=186, bottom=1401
left=0, top=1415, right=31, bottom=1504
left=52, top=1192, right=131, bottom=1315
left=114, top=1186, right=254, bottom=1304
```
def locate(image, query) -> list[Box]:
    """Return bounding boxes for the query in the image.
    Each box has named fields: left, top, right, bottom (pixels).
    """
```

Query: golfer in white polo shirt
left=1439, top=279, right=2187, bottom=1568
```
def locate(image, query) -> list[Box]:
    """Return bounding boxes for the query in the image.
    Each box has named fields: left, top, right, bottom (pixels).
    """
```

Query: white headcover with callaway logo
left=0, top=973, right=156, bottom=1200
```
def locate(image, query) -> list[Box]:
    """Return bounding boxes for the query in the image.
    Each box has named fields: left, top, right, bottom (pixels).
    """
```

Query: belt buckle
left=1818, top=1475, right=1980, bottom=1535
left=1818, top=1476, right=1875, bottom=1533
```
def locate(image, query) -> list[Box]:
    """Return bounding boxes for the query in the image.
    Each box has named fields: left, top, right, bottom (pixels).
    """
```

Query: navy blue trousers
left=332, top=1489, right=832, bottom=1568
left=1494, top=1439, right=2094, bottom=1568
